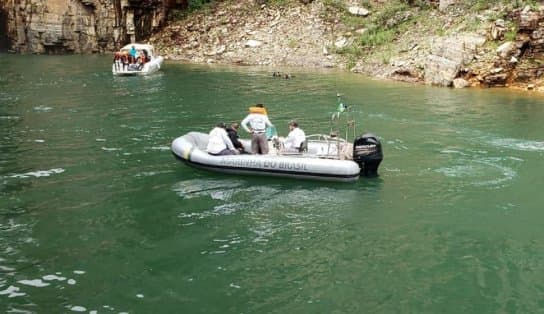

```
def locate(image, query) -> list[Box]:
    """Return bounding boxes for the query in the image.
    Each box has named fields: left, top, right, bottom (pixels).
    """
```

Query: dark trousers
left=251, top=133, right=268, bottom=154
left=210, top=148, right=234, bottom=156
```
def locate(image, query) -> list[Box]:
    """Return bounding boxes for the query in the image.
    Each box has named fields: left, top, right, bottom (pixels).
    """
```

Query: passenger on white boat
left=129, top=45, right=138, bottom=60
left=121, top=51, right=129, bottom=71
left=206, top=123, right=239, bottom=156
left=281, top=120, right=306, bottom=153
left=241, top=104, right=274, bottom=155
left=113, top=52, right=121, bottom=72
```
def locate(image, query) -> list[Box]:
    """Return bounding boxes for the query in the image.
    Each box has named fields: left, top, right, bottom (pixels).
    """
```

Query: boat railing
left=275, top=133, right=351, bottom=160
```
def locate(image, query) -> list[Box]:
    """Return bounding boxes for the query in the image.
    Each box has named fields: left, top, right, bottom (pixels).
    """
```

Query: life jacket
left=249, top=106, right=267, bottom=115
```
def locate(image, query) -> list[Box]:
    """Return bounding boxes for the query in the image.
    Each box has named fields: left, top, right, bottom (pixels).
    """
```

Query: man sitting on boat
left=241, top=104, right=274, bottom=155
left=280, top=120, right=306, bottom=153
left=226, top=122, right=245, bottom=153
left=206, top=123, right=239, bottom=156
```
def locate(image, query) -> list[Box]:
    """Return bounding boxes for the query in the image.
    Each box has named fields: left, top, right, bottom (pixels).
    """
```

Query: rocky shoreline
left=151, top=1, right=344, bottom=68
left=1, top=0, right=543, bottom=92
left=149, top=0, right=544, bottom=93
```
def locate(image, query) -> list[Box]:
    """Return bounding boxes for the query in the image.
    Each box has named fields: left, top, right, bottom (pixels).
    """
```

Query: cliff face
left=0, top=0, right=172, bottom=53
left=0, top=6, right=9, bottom=50
left=504, top=7, right=544, bottom=88
left=1, top=0, right=542, bottom=91
left=148, top=0, right=543, bottom=90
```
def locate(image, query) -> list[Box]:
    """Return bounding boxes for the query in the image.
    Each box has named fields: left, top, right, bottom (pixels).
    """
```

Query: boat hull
left=171, top=132, right=361, bottom=182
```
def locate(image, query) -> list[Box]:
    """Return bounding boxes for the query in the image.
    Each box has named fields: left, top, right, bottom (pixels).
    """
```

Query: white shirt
left=283, top=127, right=306, bottom=151
left=206, top=127, right=235, bottom=154
left=241, top=113, right=272, bottom=133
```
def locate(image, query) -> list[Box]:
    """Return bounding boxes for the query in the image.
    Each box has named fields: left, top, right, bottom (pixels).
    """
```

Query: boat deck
left=241, top=134, right=353, bottom=160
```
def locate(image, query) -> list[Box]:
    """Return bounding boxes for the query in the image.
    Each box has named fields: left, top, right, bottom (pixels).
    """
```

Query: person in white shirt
left=241, top=104, right=274, bottom=154
left=206, top=123, right=238, bottom=155
left=282, top=120, right=306, bottom=153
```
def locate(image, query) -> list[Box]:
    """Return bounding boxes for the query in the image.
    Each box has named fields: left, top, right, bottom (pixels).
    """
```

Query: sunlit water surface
left=1, top=54, right=544, bottom=313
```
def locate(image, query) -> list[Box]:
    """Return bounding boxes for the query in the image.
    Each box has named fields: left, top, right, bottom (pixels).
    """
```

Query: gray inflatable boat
left=171, top=131, right=382, bottom=182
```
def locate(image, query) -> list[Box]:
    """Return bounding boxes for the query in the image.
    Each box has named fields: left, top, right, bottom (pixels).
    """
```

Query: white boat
left=112, top=43, right=164, bottom=76
left=171, top=132, right=383, bottom=182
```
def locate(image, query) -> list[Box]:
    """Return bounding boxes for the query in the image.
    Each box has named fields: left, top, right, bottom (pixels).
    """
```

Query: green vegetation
left=378, top=49, right=392, bottom=65
left=346, top=1, right=421, bottom=51
left=469, top=0, right=490, bottom=11
left=168, top=9, right=186, bottom=21
left=267, top=0, right=296, bottom=6
left=288, top=38, right=298, bottom=48
left=322, top=0, right=344, bottom=10
left=463, top=16, right=484, bottom=33
left=510, top=0, right=539, bottom=9
left=335, top=44, right=363, bottom=58
left=465, top=0, right=540, bottom=10
left=188, top=0, right=215, bottom=11
left=359, top=27, right=396, bottom=48
left=325, top=0, right=432, bottom=66
left=504, top=23, right=519, bottom=42
left=168, top=0, right=216, bottom=20
left=345, top=55, right=357, bottom=70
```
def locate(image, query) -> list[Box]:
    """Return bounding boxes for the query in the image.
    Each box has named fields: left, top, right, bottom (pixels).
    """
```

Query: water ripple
left=488, top=137, right=544, bottom=152
left=433, top=155, right=519, bottom=189
left=4, top=168, right=65, bottom=179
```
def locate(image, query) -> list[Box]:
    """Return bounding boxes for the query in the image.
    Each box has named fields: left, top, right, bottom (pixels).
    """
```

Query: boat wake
left=434, top=151, right=520, bottom=189
left=3, top=168, right=65, bottom=179
left=172, top=178, right=247, bottom=200
left=488, top=137, right=544, bottom=152
left=172, top=178, right=359, bottom=221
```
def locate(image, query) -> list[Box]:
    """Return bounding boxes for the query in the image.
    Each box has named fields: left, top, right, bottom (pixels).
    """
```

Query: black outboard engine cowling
left=353, top=133, right=383, bottom=177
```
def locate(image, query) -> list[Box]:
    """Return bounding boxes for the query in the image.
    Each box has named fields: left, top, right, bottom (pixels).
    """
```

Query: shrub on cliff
left=188, top=0, right=214, bottom=10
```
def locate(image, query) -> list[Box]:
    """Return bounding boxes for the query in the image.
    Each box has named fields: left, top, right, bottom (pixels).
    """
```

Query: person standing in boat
left=282, top=120, right=306, bottom=153
left=207, top=123, right=238, bottom=155
left=241, top=104, right=274, bottom=155
left=129, top=45, right=137, bottom=63
left=226, top=122, right=245, bottom=153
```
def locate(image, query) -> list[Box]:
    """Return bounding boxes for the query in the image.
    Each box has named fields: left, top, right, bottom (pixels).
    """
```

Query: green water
left=1, top=54, right=544, bottom=313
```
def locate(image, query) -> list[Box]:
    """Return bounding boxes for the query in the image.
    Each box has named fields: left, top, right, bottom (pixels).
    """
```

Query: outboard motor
left=353, top=133, right=383, bottom=177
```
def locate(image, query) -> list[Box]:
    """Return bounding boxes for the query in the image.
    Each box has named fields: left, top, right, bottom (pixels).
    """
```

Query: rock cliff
left=148, top=0, right=544, bottom=91
left=1, top=0, right=543, bottom=91
left=0, top=0, right=175, bottom=53
left=419, top=4, right=544, bottom=90
left=150, top=1, right=343, bottom=67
